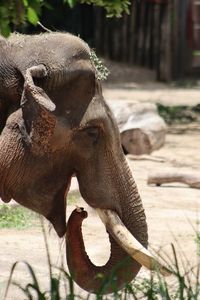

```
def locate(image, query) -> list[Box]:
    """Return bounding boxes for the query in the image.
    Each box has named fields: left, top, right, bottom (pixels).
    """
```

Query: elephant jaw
left=96, top=209, right=171, bottom=276
left=47, top=175, right=73, bottom=238
left=0, top=192, right=12, bottom=203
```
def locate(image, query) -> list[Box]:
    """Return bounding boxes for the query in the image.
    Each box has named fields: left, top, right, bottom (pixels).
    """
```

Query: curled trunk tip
left=66, top=207, right=171, bottom=294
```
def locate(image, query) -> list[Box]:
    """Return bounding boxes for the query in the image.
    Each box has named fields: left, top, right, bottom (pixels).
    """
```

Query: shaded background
left=26, top=0, right=200, bottom=81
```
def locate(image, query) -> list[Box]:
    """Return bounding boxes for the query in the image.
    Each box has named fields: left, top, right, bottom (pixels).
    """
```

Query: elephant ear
left=21, top=65, right=56, bottom=156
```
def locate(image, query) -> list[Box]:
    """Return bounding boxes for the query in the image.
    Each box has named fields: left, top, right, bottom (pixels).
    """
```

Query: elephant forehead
left=10, top=32, right=91, bottom=70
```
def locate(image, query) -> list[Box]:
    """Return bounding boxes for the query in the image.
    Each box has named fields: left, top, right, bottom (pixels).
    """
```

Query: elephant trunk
left=66, top=161, right=148, bottom=294
left=66, top=209, right=142, bottom=294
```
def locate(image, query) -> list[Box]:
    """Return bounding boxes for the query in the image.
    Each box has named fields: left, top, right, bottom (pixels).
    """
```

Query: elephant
left=0, top=32, right=167, bottom=294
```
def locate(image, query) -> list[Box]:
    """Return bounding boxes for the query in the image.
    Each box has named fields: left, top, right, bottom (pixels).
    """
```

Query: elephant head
left=0, top=33, right=168, bottom=294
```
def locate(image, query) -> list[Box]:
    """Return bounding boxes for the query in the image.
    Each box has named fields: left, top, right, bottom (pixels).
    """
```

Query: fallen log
left=148, top=171, right=200, bottom=189
left=126, top=154, right=166, bottom=163
left=108, top=101, right=167, bottom=155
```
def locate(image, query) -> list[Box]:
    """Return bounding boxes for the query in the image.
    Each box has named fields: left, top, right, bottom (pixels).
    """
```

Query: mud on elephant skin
left=0, top=32, right=166, bottom=294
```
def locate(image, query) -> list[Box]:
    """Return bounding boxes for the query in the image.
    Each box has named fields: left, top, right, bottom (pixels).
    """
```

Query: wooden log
left=108, top=101, right=167, bottom=155
left=127, top=154, right=166, bottom=162
left=148, top=171, right=200, bottom=189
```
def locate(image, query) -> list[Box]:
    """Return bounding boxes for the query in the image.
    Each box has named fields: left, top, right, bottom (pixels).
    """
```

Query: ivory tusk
left=96, top=209, right=171, bottom=277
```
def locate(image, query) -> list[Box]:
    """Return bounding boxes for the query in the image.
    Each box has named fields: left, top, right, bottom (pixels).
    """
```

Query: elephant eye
left=83, top=126, right=100, bottom=144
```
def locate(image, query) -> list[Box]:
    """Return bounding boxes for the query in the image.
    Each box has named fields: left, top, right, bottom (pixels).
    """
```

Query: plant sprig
left=90, top=50, right=110, bottom=81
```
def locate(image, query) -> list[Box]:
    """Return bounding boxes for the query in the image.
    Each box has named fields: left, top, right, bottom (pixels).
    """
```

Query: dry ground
left=0, top=64, right=200, bottom=299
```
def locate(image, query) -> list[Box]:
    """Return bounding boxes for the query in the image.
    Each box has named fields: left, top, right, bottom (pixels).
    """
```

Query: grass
left=0, top=192, right=79, bottom=229
left=2, top=201, right=199, bottom=299
left=195, top=226, right=200, bottom=257
left=170, top=79, right=199, bottom=88
left=157, top=104, right=200, bottom=125
left=0, top=204, right=37, bottom=229
left=193, top=51, right=200, bottom=57
left=3, top=228, right=200, bottom=300
left=4, top=248, right=200, bottom=299
left=67, top=192, right=81, bottom=205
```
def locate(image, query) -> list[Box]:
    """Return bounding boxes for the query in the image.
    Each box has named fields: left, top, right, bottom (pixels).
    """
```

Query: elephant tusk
left=96, top=209, right=172, bottom=277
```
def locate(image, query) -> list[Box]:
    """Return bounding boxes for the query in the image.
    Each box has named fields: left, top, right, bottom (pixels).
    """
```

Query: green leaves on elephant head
left=90, top=50, right=110, bottom=81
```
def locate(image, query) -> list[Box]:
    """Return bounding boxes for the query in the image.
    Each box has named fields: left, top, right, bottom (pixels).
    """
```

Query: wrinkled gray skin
left=0, top=33, right=148, bottom=293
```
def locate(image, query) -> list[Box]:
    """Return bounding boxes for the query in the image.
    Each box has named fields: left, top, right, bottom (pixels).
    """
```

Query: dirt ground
left=0, top=64, right=200, bottom=299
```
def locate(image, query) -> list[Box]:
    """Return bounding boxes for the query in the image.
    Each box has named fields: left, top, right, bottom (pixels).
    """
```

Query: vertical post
left=122, top=14, right=128, bottom=62
left=93, top=8, right=106, bottom=56
left=178, top=0, right=189, bottom=77
left=171, top=0, right=191, bottom=79
left=156, top=2, right=169, bottom=80
left=140, top=2, right=150, bottom=65
left=149, top=3, right=155, bottom=69
left=133, top=1, right=142, bottom=64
